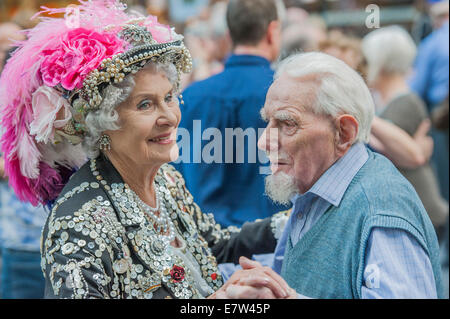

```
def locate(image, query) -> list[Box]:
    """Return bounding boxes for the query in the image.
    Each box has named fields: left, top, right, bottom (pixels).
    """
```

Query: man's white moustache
left=266, top=152, right=289, bottom=161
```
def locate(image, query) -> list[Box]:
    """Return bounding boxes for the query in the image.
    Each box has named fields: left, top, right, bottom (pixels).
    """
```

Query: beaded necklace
left=130, top=186, right=176, bottom=244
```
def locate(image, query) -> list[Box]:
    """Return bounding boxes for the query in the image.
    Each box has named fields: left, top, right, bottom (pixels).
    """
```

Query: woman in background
left=362, top=25, right=448, bottom=239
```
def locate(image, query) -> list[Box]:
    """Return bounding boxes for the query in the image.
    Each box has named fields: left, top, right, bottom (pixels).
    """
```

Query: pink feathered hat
left=0, top=0, right=192, bottom=206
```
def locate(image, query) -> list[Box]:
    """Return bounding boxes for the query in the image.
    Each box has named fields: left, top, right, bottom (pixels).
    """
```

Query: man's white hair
left=362, top=25, right=417, bottom=84
left=275, top=52, right=375, bottom=144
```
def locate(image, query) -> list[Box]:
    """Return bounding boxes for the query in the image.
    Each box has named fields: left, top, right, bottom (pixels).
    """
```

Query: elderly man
left=218, top=52, right=444, bottom=299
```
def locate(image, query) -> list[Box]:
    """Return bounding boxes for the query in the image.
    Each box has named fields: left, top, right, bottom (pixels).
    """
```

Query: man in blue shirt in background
left=174, top=0, right=288, bottom=227
left=410, top=0, right=449, bottom=111
left=409, top=0, right=449, bottom=201
left=408, top=0, right=449, bottom=297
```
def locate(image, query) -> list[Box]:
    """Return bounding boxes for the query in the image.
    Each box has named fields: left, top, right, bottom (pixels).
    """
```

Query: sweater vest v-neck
left=281, top=151, right=444, bottom=299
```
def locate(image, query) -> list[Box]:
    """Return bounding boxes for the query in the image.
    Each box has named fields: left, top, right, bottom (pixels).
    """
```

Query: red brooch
left=170, top=265, right=185, bottom=283
left=211, top=273, right=217, bottom=280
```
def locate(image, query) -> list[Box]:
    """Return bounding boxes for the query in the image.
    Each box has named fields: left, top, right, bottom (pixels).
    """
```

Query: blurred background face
left=106, top=67, right=181, bottom=167
left=319, top=33, right=363, bottom=71
left=430, top=0, right=450, bottom=29
left=258, top=74, right=338, bottom=196
left=0, top=22, right=26, bottom=73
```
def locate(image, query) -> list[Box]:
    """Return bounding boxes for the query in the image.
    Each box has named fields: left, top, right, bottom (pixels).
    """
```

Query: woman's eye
left=164, top=94, right=174, bottom=103
left=137, top=99, right=153, bottom=110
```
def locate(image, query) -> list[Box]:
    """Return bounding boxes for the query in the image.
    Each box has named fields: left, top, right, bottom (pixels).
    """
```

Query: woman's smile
left=148, top=131, right=177, bottom=145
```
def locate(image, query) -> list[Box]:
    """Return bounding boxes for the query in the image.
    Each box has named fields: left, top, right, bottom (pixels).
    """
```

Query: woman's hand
left=370, top=116, right=433, bottom=169
left=208, top=256, right=297, bottom=299
left=412, top=119, right=433, bottom=164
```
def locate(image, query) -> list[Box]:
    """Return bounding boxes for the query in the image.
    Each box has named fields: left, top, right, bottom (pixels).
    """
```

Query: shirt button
left=297, top=213, right=304, bottom=220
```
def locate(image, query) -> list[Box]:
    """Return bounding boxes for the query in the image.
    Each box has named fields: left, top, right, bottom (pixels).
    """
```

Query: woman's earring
left=99, top=134, right=111, bottom=152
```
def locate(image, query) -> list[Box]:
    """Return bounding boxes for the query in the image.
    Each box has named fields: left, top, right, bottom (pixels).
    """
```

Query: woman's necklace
left=132, top=186, right=175, bottom=243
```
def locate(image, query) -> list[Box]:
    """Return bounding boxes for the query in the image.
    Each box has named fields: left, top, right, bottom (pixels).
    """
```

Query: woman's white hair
left=275, top=51, right=375, bottom=144
left=82, top=62, right=178, bottom=159
left=361, top=25, right=417, bottom=84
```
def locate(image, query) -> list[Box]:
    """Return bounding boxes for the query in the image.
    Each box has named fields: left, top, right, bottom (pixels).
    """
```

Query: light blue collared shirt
left=271, top=142, right=437, bottom=298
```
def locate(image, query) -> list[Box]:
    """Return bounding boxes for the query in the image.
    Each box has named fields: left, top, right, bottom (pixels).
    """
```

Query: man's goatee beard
left=264, top=171, right=298, bottom=205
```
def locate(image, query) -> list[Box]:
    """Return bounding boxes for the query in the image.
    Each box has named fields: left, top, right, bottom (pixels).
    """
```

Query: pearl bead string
left=131, top=187, right=175, bottom=243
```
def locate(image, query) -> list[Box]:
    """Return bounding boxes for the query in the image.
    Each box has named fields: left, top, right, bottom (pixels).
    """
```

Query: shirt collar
left=224, top=54, right=272, bottom=68
left=290, top=142, right=369, bottom=208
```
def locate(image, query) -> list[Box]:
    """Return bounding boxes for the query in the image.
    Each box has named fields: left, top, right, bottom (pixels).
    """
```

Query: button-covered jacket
left=40, top=155, right=289, bottom=299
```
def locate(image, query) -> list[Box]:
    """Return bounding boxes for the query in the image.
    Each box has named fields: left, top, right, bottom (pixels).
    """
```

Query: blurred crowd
left=0, top=0, right=448, bottom=299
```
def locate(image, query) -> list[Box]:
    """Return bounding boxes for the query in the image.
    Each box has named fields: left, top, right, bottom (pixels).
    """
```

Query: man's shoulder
left=358, top=149, right=402, bottom=175
left=183, top=70, right=230, bottom=96
left=331, top=153, right=429, bottom=243
left=349, top=151, right=423, bottom=209
left=183, top=61, right=274, bottom=98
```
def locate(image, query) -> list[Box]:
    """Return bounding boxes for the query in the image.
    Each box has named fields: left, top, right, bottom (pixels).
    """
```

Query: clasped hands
left=208, top=256, right=297, bottom=299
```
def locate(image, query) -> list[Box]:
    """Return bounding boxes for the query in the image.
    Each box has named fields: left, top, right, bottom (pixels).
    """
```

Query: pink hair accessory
left=40, top=28, right=126, bottom=91
left=29, top=86, right=72, bottom=146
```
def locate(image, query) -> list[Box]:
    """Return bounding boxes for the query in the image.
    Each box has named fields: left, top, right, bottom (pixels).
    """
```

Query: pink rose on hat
left=40, top=28, right=125, bottom=91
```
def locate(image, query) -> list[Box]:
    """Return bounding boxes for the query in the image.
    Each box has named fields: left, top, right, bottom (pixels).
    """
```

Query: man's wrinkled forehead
left=262, top=73, right=320, bottom=117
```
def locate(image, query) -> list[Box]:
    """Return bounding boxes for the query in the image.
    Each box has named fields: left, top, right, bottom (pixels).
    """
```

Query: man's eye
left=137, top=99, right=153, bottom=110
left=281, top=120, right=298, bottom=134
left=284, top=120, right=297, bottom=127
left=280, top=119, right=297, bottom=128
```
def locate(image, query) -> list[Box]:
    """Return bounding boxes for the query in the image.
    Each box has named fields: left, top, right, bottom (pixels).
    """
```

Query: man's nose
left=257, top=127, right=279, bottom=153
left=257, top=128, right=267, bottom=151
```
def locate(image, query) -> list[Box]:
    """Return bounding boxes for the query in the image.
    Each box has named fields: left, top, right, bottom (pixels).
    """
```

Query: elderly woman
left=362, top=26, right=448, bottom=238
left=0, top=1, right=290, bottom=299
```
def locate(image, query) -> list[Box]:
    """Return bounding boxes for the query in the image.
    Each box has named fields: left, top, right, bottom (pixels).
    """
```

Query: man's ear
left=334, top=114, right=359, bottom=156
left=266, top=20, right=281, bottom=46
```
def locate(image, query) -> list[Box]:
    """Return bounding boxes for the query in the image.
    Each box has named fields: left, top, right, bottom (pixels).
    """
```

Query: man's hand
left=208, top=257, right=297, bottom=299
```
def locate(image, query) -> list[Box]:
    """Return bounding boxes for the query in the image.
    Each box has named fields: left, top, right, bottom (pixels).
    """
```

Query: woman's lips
left=149, top=132, right=175, bottom=145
